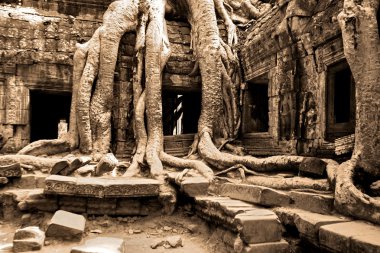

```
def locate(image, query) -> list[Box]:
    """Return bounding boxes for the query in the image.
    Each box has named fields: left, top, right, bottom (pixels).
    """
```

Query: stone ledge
left=319, top=221, right=380, bottom=253
left=44, top=175, right=160, bottom=198
left=195, top=196, right=282, bottom=244
left=274, top=207, right=350, bottom=246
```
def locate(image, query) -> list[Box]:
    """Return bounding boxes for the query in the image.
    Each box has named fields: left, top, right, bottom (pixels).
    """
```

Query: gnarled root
left=334, top=157, right=380, bottom=225
left=17, top=139, right=70, bottom=156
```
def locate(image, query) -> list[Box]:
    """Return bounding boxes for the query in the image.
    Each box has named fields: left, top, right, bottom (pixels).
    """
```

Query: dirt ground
left=0, top=209, right=216, bottom=253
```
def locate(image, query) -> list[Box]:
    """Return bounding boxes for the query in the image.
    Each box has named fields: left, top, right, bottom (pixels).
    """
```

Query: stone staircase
left=2, top=170, right=380, bottom=253
left=173, top=175, right=380, bottom=253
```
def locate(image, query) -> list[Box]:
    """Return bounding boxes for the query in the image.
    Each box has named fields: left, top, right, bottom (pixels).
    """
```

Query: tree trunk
left=338, top=0, right=380, bottom=175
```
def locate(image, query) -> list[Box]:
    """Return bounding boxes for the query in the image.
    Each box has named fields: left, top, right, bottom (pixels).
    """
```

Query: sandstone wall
left=240, top=0, right=346, bottom=156
left=0, top=2, right=207, bottom=155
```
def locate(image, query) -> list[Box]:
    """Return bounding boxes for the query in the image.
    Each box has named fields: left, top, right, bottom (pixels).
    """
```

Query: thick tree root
left=17, top=139, right=70, bottom=156
left=160, top=152, right=214, bottom=182
left=334, top=157, right=380, bottom=225
left=198, top=132, right=305, bottom=171
left=0, top=155, right=68, bottom=173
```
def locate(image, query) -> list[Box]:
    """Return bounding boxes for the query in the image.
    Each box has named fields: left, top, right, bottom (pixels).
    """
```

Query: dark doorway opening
left=162, top=91, right=201, bottom=136
left=327, top=60, right=355, bottom=140
left=30, top=90, right=71, bottom=142
left=243, top=82, right=269, bottom=133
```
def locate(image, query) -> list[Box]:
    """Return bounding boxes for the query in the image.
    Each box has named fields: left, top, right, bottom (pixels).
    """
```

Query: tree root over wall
left=17, top=0, right=380, bottom=221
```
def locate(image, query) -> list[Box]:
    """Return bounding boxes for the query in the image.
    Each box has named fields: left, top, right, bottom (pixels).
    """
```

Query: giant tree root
left=17, top=139, right=70, bottom=156
left=334, top=157, right=380, bottom=225
left=0, top=155, right=68, bottom=173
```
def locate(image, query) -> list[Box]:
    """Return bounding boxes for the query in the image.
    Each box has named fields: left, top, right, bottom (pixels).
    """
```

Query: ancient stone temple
left=0, top=0, right=379, bottom=252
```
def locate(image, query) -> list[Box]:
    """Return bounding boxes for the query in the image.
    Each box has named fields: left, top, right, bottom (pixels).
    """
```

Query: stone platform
left=44, top=175, right=160, bottom=198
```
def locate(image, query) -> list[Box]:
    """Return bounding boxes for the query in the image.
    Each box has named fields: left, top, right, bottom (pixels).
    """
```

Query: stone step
left=167, top=172, right=209, bottom=197
left=216, top=182, right=334, bottom=214
left=243, top=240, right=289, bottom=253
left=319, top=221, right=380, bottom=253
left=194, top=196, right=283, bottom=244
left=274, top=207, right=350, bottom=246
left=44, top=175, right=160, bottom=198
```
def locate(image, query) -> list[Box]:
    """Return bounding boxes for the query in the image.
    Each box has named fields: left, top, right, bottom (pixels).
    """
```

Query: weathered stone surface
left=44, top=175, right=160, bottom=198
left=234, top=209, right=282, bottom=244
left=218, top=183, right=291, bottom=207
left=0, top=176, right=9, bottom=184
left=95, top=153, right=118, bottom=176
left=0, top=162, right=22, bottom=177
left=319, top=221, right=380, bottom=253
left=289, top=191, right=334, bottom=214
left=12, top=174, right=47, bottom=188
left=45, top=210, right=86, bottom=240
left=71, top=237, right=125, bottom=253
left=13, top=226, right=45, bottom=252
left=168, top=173, right=209, bottom=197
left=243, top=240, right=289, bottom=253
left=274, top=207, right=350, bottom=245
left=17, top=189, right=58, bottom=212
left=180, top=176, right=209, bottom=197
left=299, top=157, right=327, bottom=177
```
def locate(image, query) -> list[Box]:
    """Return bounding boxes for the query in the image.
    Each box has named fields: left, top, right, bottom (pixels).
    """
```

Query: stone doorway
left=243, top=82, right=269, bottom=134
left=29, top=90, right=71, bottom=142
left=162, top=90, right=201, bottom=136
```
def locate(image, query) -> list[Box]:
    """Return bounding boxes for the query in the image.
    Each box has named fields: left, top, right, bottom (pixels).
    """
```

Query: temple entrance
left=30, top=90, right=71, bottom=142
left=162, top=90, right=201, bottom=136
left=326, top=60, right=355, bottom=140
left=243, top=82, right=269, bottom=134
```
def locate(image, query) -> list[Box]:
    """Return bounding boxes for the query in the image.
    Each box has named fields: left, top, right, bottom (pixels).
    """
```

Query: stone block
left=218, top=183, right=291, bottom=207
left=46, top=210, right=86, bottom=240
left=243, top=240, right=289, bottom=253
left=59, top=196, right=87, bottom=213
left=103, top=178, right=160, bottom=197
left=351, top=234, right=380, bottom=253
left=45, top=175, right=160, bottom=198
left=319, top=221, right=380, bottom=253
left=95, top=153, right=118, bottom=176
left=44, top=175, right=77, bottom=195
left=0, top=163, right=22, bottom=177
left=71, top=237, right=125, bottom=253
left=13, top=226, right=45, bottom=252
left=234, top=209, right=282, bottom=244
left=299, top=157, right=327, bottom=177
left=289, top=191, right=334, bottom=214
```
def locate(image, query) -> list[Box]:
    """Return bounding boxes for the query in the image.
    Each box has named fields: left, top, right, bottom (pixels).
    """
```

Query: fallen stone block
left=45, top=210, right=86, bottom=240
left=218, top=183, right=291, bottom=207
left=71, top=237, right=125, bottom=253
left=319, top=221, right=380, bottom=252
left=0, top=163, right=22, bottom=177
left=76, top=164, right=96, bottom=176
left=299, top=157, right=327, bottom=177
left=289, top=191, right=334, bottom=214
left=243, top=239, right=289, bottom=253
left=95, top=153, right=118, bottom=176
left=13, top=226, right=45, bottom=252
left=234, top=209, right=282, bottom=244
left=150, top=236, right=183, bottom=249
